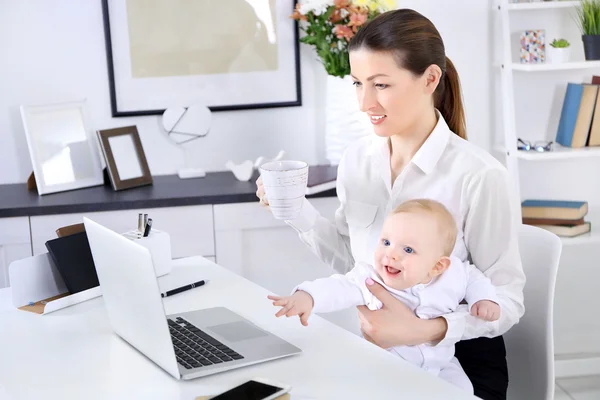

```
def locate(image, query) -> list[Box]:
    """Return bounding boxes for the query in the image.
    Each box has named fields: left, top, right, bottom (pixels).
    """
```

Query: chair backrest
left=505, top=224, right=562, bottom=400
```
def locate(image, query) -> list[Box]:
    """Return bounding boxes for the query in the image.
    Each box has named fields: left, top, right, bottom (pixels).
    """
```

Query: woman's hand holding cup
left=255, top=176, right=269, bottom=207
left=256, top=160, right=308, bottom=220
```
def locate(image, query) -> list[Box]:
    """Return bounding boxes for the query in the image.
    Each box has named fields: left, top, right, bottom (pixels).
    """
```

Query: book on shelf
left=522, top=199, right=591, bottom=237
left=522, top=217, right=585, bottom=226
left=530, top=222, right=591, bottom=238
left=555, top=83, right=598, bottom=148
left=521, top=199, right=588, bottom=220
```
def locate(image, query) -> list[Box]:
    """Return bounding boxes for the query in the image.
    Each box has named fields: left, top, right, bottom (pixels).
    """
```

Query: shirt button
left=424, top=367, right=429, bottom=371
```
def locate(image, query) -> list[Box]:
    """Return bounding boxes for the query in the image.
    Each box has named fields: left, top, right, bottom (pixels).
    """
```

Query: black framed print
left=101, top=0, right=302, bottom=117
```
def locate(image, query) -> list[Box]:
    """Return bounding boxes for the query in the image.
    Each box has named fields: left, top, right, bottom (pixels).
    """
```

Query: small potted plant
left=548, top=38, right=571, bottom=63
left=576, top=0, right=600, bottom=60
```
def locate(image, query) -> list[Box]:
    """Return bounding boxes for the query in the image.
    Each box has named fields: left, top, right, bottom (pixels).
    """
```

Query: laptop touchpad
left=207, top=321, right=268, bottom=342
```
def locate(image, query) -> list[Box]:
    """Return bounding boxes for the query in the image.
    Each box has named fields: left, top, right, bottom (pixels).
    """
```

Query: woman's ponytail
left=436, top=56, right=467, bottom=140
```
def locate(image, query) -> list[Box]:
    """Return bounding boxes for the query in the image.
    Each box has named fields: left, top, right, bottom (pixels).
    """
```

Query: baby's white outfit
left=295, top=256, right=499, bottom=393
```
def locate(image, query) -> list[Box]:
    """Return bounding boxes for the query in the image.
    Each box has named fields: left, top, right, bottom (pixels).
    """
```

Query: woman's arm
left=438, top=166, right=525, bottom=346
left=284, top=158, right=355, bottom=274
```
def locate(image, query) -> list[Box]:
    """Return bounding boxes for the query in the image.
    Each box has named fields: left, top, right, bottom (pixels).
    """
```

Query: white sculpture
left=161, top=104, right=211, bottom=179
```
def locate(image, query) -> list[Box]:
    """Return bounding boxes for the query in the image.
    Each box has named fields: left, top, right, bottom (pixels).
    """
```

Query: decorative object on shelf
left=254, top=150, right=286, bottom=170
left=225, top=160, right=255, bottom=182
left=575, top=0, right=600, bottom=60
left=20, top=100, right=105, bottom=196
left=161, top=104, right=212, bottom=179
left=291, top=0, right=395, bottom=165
left=101, top=0, right=301, bottom=116
left=548, top=38, right=571, bottom=63
left=97, top=126, right=153, bottom=191
left=520, top=29, right=546, bottom=63
left=226, top=150, right=287, bottom=182
left=517, top=138, right=553, bottom=152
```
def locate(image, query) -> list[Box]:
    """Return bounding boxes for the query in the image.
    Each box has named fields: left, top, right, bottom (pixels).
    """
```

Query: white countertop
left=0, top=257, right=475, bottom=400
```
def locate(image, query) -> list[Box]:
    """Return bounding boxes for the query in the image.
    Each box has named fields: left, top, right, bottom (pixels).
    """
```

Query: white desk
left=0, top=257, right=475, bottom=400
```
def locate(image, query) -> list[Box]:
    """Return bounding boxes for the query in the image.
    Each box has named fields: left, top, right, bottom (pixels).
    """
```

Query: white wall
left=0, top=0, right=493, bottom=185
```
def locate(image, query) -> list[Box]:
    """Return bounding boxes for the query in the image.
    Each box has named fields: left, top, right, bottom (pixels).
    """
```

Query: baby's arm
left=293, top=263, right=371, bottom=313
left=464, top=261, right=501, bottom=322
left=268, top=262, right=372, bottom=325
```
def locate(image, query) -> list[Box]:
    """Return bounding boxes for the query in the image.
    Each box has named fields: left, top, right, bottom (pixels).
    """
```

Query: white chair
left=505, top=224, right=562, bottom=400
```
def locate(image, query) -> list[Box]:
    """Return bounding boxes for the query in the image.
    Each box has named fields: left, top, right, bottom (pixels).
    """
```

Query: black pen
left=160, top=280, right=208, bottom=298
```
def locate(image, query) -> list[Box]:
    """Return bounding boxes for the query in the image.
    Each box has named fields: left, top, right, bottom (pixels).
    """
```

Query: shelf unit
left=495, top=143, right=600, bottom=160
left=497, top=0, right=600, bottom=378
left=511, top=60, right=600, bottom=71
left=497, top=0, right=598, bottom=245
left=506, top=0, right=580, bottom=11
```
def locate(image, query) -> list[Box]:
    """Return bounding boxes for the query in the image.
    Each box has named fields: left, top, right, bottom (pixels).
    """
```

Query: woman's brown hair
left=348, top=9, right=467, bottom=140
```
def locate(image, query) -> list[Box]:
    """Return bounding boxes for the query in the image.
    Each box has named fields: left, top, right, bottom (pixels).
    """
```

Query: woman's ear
left=423, top=64, right=442, bottom=95
left=430, top=256, right=451, bottom=277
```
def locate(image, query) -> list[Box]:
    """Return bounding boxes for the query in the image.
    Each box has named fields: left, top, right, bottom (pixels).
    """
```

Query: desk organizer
left=122, top=229, right=172, bottom=277
left=9, top=229, right=172, bottom=315
left=9, top=252, right=102, bottom=315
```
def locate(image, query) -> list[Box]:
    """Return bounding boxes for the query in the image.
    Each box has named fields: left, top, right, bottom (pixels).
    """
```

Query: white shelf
left=510, top=61, right=600, bottom=71
left=495, top=144, right=600, bottom=160
left=506, top=1, right=580, bottom=11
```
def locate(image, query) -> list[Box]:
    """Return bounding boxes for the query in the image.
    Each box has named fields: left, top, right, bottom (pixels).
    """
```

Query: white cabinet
left=0, top=217, right=32, bottom=288
left=214, top=198, right=361, bottom=335
left=30, top=205, right=215, bottom=258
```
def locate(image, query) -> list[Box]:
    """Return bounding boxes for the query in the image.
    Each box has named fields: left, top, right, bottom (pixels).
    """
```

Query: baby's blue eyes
left=382, top=240, right=413, bottom=253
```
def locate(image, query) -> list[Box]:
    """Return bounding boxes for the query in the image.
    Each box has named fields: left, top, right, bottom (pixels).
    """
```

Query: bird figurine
left=254, top=150, right=286, bottom=170
left=225, top=160, right=254, bottom=182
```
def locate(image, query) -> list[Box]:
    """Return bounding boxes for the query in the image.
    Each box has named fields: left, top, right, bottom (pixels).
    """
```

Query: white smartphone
left=210, top=377, right=291, bottom=400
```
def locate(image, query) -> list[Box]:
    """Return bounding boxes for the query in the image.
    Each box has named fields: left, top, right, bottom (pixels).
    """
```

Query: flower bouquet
left=292, top=0, right=395, bottom=77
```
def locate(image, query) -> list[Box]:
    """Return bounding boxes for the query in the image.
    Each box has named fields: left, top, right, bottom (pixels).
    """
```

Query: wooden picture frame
left=97, top=126, right=152, bottom=191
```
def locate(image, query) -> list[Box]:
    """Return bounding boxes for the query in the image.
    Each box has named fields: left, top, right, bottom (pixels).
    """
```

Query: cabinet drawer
left=30, top=205, right=214, bottom=258
left=0, top=217, right=30, bottom=245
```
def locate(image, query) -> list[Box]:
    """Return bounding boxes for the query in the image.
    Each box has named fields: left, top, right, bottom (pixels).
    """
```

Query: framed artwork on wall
left=101, top=0, right=302, bottom=117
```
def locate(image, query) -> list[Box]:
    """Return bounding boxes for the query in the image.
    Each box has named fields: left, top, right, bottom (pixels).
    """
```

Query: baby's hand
left=267, top=291, right=314, bottom=326
left=470, top=300, right=501, bottom=322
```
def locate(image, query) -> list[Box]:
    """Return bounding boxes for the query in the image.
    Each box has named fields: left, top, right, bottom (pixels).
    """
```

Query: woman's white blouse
left=286, top=114, right=526, bottom=346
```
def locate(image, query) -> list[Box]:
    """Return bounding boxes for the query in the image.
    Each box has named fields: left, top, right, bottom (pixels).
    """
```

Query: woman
left=256, top=9, right=525, bottom=400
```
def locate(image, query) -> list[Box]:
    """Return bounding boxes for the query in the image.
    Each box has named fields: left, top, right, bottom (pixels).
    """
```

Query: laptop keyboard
left=168, top=317, right=245, bottom=370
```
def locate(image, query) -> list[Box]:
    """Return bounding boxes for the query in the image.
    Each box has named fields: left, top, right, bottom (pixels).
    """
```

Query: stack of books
left=555, top=77, right=600, bottom=148
left=522, top=199, right=591, bottom=237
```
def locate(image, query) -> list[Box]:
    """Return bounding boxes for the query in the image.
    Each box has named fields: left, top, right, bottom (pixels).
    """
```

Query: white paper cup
left=259, top=160, right=309, bottom=220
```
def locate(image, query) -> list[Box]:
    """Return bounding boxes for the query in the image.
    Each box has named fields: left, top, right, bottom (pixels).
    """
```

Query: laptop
left=83, top=217, right=301, bottom=380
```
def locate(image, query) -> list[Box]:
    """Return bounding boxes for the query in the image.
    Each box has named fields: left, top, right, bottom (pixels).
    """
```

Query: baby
left=268, top=199, right=500, bottom=393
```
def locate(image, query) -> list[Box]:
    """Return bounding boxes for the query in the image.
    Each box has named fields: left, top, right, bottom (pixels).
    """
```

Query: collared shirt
left=294, top=257, right=499, bottom=374
left=286, top=112, right=525, bottom=346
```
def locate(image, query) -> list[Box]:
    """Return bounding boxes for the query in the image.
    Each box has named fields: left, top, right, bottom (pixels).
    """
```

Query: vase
left=548, top=47, right=570, bottom=64
left=582, top=35, right=600, bottom=61
left=324, top=75, right=372, bottom=165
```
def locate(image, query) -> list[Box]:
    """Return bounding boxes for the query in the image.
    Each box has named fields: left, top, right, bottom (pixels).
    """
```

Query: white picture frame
left=20, top=100, right=105, bottom=195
